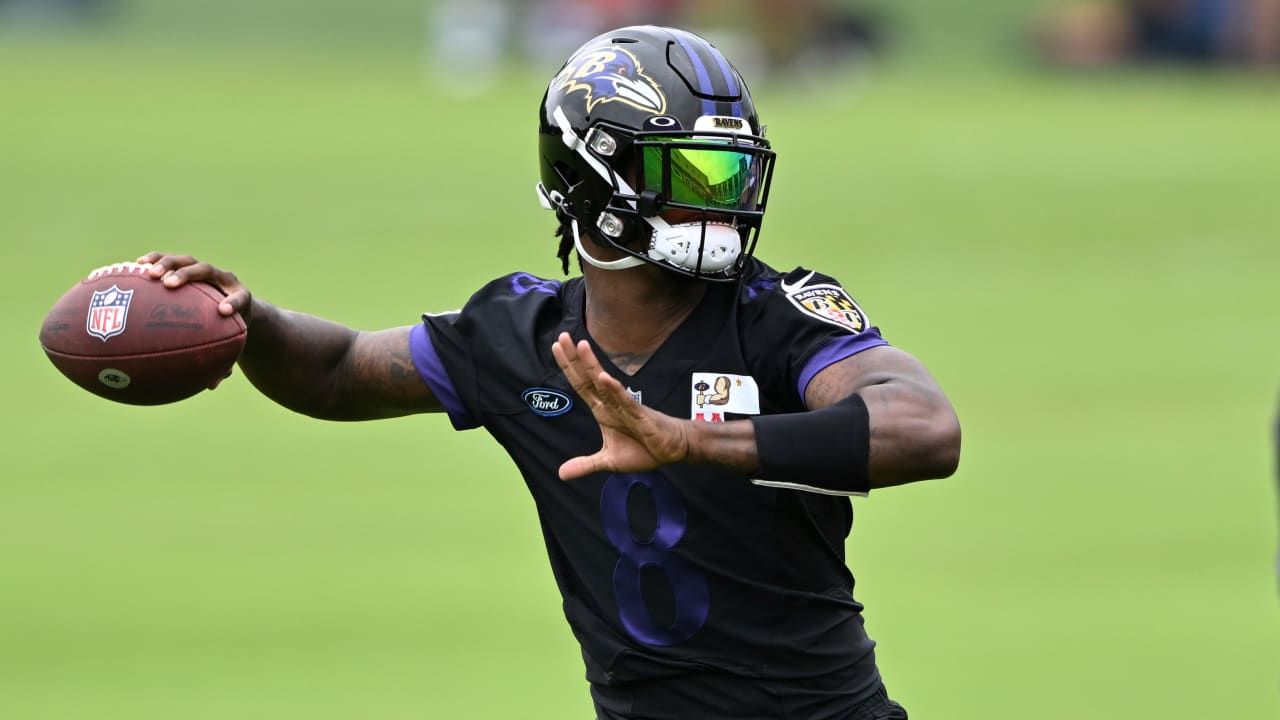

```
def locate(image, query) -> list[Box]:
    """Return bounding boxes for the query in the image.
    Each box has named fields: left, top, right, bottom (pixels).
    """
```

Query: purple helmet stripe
left=705, top=42, right=743, bottom=117
left=671, top=29, right=718, bottom=116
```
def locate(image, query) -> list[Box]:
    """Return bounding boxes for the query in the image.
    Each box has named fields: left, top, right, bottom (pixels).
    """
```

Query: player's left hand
left=552, top=332, right=692, bottom=481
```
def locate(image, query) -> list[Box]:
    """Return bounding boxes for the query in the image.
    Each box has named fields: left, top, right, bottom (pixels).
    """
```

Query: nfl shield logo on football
left=86, top=285, right=134, bottom=341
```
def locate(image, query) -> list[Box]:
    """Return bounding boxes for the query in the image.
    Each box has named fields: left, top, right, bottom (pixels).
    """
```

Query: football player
left=141, top=25, right=960, bottom=720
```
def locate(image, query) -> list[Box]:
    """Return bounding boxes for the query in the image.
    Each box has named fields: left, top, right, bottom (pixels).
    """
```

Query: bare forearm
left=136, top=253, right=435, bottom=421
left=237, top=299, right=360, bottom=418
left=859, top=381, right=961, bottom=488
left=554, top=333, right=958, bottom=489
left=683, top=381, right=959, bottom=490
left=686, top=420, right=760, bottom=474
left=240, top=301, right=435, bottom=421
left=762, top=345, right=960, bottom=490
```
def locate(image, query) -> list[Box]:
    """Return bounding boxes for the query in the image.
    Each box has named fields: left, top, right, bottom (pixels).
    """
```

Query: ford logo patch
left=522, top=388, right=573, bottom=417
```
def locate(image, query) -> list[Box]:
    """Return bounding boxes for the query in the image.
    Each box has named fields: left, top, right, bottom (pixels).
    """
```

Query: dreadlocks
left=555, top=218, right=574, bottom=276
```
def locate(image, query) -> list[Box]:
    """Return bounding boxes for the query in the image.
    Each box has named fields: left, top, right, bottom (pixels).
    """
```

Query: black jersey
left=409, top=258, right=891, bottom=719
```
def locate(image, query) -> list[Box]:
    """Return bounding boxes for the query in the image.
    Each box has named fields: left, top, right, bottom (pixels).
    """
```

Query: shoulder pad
left=742, top=266, right=871, bottom=335
left=497, top=272, right=565, bottom=299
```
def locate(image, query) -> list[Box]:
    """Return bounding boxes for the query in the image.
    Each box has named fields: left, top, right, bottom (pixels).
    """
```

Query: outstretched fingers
left=553, top=335, right=639, bottom=418
left=552, top=333, right=605, bottom=403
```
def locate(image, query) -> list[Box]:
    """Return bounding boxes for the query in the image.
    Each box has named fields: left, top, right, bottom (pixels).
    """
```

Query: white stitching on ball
left=87, top=262, right=153, bottom=280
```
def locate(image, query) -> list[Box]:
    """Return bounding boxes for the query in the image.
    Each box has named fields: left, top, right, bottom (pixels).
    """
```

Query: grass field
left=2, top=6, right=1279, bottom=719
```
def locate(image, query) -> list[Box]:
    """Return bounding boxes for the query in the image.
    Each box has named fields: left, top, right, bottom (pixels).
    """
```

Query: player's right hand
left=137, top=252, right=253, bottom=325
left=551, top=332, right=693, bottom=480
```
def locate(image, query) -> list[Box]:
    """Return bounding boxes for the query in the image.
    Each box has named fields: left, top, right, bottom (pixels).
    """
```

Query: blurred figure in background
left=683, top=0, right=887, bottom=78
left=427, top=0, right=511, bottom=94
left=517, top=0, right=688, bottom=68
left=428, top=0, right=889, bottom=90
left=0, top=0, right=113, bottom=25
left=1033, top=0, right=1280, bottom=67
left=428, top=0, right=692, bottom=93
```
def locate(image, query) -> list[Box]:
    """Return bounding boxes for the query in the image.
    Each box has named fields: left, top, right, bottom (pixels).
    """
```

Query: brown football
left=39, top=262, right=247, bottom=405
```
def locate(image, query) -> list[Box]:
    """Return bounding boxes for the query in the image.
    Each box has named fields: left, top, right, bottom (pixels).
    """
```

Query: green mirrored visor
left=640, top=139, right=765, bottom=212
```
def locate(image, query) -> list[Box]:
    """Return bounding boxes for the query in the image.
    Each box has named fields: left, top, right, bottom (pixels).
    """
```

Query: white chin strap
left=573, top=218, right=741, bottom=274
left=572, top=219, right=646, bottom=271
left=548, top=105, right=743, bottom=275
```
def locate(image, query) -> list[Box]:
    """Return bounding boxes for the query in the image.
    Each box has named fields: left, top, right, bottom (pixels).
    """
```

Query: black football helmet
left=537, top=25, right=776, bottom=281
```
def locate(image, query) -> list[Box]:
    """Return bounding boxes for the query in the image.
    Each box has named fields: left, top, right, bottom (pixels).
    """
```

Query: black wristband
left=749, top=393, right=871, bottom=494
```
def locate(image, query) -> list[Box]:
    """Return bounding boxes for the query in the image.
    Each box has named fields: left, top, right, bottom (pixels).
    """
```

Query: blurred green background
left=2, top=1, right=1278, bottom=718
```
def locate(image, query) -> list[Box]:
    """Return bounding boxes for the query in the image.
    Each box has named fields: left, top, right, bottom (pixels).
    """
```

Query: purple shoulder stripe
left=797, top=329, right=889, bottom=407
left=409, top=323, right=479, bottom=430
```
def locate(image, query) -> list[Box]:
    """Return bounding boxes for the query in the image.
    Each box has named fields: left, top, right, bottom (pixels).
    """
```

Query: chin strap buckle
left=535, top=183, right=559, bottom=211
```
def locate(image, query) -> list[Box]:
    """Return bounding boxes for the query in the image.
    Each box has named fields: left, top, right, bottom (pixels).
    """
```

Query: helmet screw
left=599, top=214, right=624, bottom=238
left=590, top=132, right=617, bottom=156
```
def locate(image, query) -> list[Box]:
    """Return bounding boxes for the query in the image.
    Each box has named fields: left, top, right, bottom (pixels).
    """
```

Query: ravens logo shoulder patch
left=782, top=278, right=870, bottom=334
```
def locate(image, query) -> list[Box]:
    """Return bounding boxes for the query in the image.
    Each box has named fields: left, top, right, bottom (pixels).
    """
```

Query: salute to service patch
left=785, top=284, right=869, bottom=334
left=690, top=372, right=760, bottom=422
